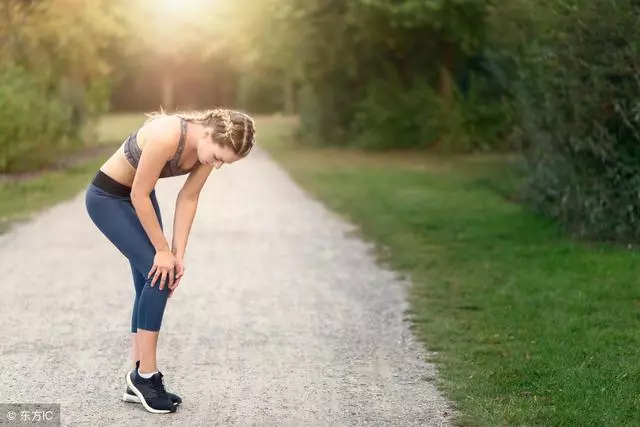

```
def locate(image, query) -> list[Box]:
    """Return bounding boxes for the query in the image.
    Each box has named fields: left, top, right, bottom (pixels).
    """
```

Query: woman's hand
left=148, top=250, right=177, bottom=290
left=168, top=258, right=185, bottom=299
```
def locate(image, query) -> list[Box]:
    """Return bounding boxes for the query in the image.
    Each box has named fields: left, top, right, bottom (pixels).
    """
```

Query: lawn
left=258, top=117, right=640, bottom=426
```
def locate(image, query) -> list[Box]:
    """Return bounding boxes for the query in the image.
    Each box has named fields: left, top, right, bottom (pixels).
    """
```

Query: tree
left=0, top=0, right=126, bottom=120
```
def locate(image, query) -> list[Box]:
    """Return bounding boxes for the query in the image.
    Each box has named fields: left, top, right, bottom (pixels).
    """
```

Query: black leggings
left=85, top=171, right=170, bottom=332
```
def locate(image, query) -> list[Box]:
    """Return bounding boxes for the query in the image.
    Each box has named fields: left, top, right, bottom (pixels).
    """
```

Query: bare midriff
left=99, top=143, right=137, bottom=188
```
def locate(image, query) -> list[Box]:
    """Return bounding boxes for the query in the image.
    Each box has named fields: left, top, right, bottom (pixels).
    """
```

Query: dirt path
left=0, top=147, right=453, bottom=426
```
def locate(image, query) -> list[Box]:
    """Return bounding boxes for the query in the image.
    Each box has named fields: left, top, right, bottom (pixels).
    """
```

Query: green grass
left=0, top=114, right=147, bottom=233
left=258, top=118, right=640, bottom=426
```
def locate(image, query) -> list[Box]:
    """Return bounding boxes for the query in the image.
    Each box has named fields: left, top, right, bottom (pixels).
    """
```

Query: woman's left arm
left=171, top=163, right=215, bottom=260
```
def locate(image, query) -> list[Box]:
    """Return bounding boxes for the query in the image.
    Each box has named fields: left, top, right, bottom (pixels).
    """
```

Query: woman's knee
left=136, top=280, right=171, bottom=331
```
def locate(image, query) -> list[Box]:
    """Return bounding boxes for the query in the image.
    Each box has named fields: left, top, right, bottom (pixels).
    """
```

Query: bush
left=0, top=64, right=75, bottom=173
left=348, top=78, right=439, bottom=150
left=514, top=1, right=640, bottom=241
left=296, top=77, right=362, bottom=147
left=236, top=70, right=286, bottom=114
left=348, top=72, right=512, bottom=152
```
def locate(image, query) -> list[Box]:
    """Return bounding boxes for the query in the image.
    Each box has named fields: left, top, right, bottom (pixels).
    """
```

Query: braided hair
left=145, top=108, right=256, bottom=158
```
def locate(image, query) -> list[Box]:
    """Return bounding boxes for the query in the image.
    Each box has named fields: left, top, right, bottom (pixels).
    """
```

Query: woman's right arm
left=130, top=117, right=181, bottom=287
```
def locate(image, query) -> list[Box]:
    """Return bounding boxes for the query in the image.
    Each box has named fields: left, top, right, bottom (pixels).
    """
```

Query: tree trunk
left=434, top=40, right=454, bottom=149
left=161, top=70, right=174, bottom=111
left=439, top=41, right=454, bottom=109
left=283, top=76, right=295, bottom=115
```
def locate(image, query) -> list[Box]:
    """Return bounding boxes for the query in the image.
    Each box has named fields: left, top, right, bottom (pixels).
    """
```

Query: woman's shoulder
left=140, top=114, right=182, bottom=145
left=143, top=113, right=181, bottom=132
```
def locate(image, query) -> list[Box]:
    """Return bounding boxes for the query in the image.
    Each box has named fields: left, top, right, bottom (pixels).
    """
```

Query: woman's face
left=197, top=133, right=240, bottom=169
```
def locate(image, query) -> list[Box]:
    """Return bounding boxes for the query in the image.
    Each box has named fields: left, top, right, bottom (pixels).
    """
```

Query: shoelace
left=147, top=373, right=169, bottom=399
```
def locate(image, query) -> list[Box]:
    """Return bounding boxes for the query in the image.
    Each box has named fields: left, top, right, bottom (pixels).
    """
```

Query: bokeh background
left=1, top=0, right=639, bottom=425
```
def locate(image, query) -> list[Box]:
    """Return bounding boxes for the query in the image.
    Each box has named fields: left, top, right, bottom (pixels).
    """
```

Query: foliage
left=0, top=64, right=74, bottom=173
left=512, top=0, right=640, bottom=241
left=228, top=0, right=500, bottom=149
left=0, top=0, right=125, bottom=120
left=0, top=0, right=126, bottom=173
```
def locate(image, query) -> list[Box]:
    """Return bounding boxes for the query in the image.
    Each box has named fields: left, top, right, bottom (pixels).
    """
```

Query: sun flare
left=157, top=0, right=211, bottom=17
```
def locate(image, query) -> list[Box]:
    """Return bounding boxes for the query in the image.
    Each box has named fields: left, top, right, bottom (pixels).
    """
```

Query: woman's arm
left=171, top=162, right=215, bottom=258
left=171, top=195, right=197, bottom=259
left=130, top=118, right=181, bottom=253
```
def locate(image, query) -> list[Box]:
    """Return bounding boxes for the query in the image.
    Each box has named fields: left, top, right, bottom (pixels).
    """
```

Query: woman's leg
left=85, top=186, right=170, bottom=375
left=131, top=264, right=167, bottom=374
left=129, top=261, right=145, bottom=367
left=136, top=189, right=165, bottom=374
left=86, top=186, right=177, bottom=413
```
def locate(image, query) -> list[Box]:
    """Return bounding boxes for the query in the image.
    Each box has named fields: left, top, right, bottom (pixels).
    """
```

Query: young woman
left=85, top=108, right=256, bottom=414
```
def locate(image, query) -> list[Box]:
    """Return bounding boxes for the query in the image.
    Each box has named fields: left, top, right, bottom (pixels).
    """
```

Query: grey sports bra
left=123, top=118, right=195, bottom=178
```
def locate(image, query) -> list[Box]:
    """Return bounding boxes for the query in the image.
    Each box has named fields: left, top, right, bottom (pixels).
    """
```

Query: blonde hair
left=145, top=107, right=256, bottom=157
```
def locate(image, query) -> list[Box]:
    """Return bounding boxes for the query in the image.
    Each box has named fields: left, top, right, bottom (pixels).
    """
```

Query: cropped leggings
left=85, top=171, right=170, bottom=333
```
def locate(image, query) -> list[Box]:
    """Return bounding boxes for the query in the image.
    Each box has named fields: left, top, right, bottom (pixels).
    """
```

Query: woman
left=85, top=108, right=256, bottom=414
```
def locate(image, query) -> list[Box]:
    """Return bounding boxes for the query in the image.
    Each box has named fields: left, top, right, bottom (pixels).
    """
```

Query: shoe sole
left=122, top=392, right=179, bottom=406
left=122, top=392, right=141, bottom=403
left=125, top=372, right=176, bottom=414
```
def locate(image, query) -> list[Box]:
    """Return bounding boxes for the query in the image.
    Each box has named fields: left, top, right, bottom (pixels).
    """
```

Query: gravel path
left=0, top=147, right=453, bottom=426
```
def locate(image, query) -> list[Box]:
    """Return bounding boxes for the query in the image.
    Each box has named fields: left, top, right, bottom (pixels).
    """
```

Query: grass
left=258, top=118, right=640, bottom=426
left=0, top=114, right=148, bottom=233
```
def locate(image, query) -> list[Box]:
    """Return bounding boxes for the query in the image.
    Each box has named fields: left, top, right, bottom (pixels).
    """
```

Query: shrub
left=348, top=70, right=512, bottom=152
left=0, top=64, right=75, bottom=173
left=514, top=1, right=640, bottom=241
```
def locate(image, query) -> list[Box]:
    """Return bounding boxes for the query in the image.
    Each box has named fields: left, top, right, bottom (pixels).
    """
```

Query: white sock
left=138, top=368, right=158, bottom=379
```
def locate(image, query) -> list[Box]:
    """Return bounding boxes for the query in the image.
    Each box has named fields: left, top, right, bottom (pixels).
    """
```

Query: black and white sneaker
left=123, top=361, right=182, bottom=406
left=125, top=369, right=177, bottom=414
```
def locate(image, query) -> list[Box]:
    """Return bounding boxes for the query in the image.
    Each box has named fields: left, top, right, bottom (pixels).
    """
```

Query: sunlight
left=157, top=0, right=211, bottom=18
left=126, top=0, right=233, bottom=57
left=140, top=0, right=223, bottom=52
